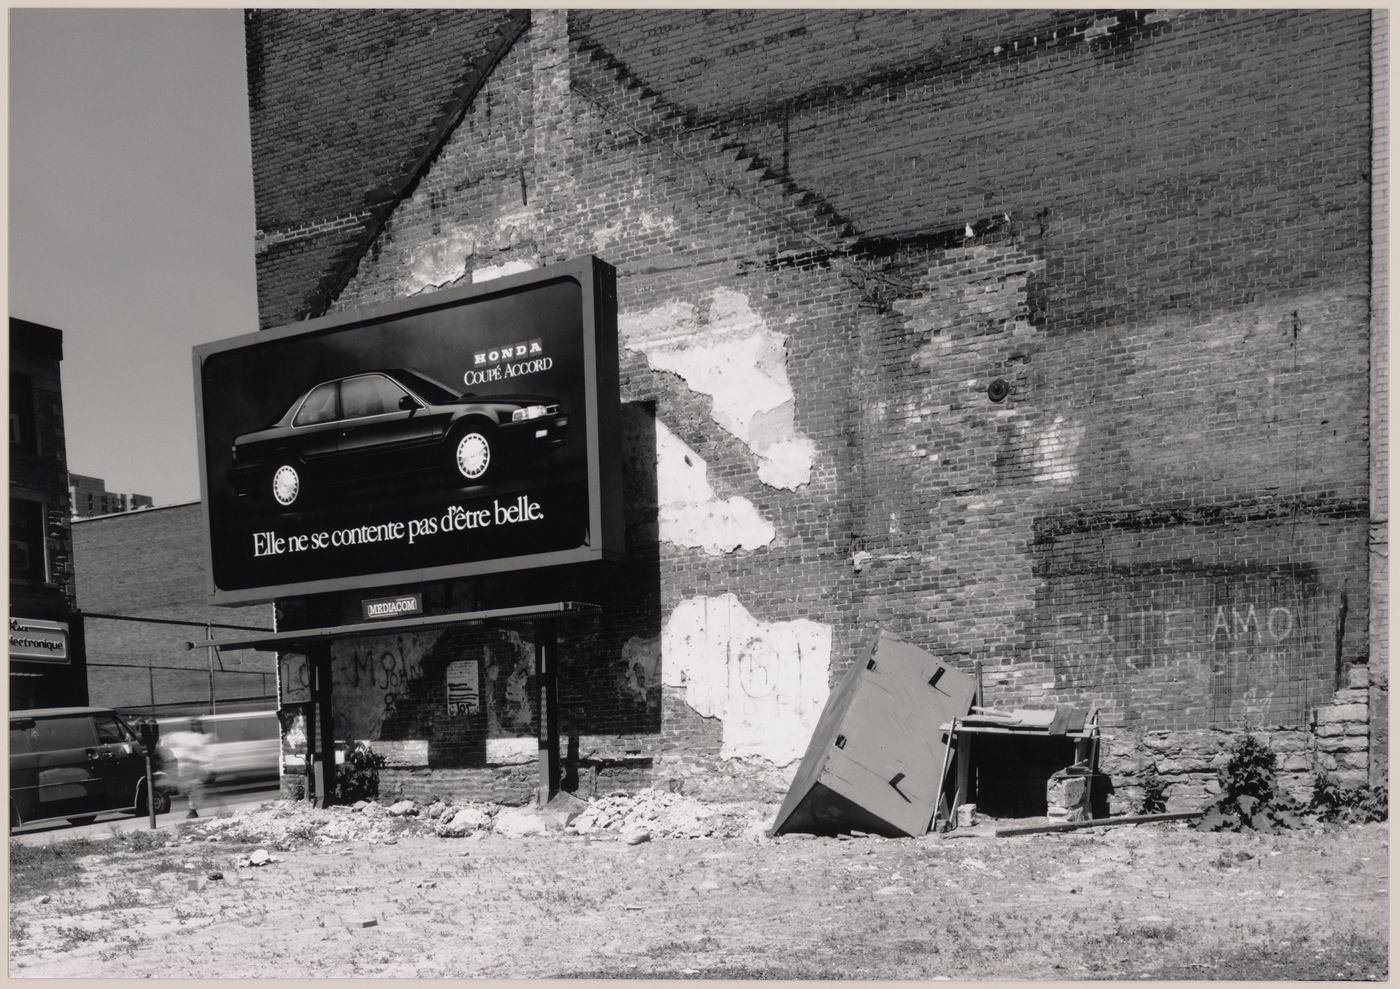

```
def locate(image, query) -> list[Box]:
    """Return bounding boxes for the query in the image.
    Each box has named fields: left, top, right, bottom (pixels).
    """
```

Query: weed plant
left=1309, top=772, right=1388, bottom=823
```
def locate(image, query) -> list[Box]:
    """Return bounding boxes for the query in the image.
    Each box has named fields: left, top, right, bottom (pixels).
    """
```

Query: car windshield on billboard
left=195, top=257, right=619, bottom=603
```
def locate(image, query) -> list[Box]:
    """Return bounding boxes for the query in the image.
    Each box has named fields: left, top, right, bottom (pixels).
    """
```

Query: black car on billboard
left=227, top=368, right=568, bottom=508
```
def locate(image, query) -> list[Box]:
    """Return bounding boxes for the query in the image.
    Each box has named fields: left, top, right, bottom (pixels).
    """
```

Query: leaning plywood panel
left=771, top=629, right=976, bottom=837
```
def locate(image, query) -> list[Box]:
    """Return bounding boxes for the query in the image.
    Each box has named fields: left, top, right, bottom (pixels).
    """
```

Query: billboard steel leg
left=536, top=619, right=559, bottom=808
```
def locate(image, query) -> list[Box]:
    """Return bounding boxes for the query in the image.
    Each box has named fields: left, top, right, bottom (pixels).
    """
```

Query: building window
left=10, top=498, right=47, bottom=583
left=10, top=373, right=36, bottom=454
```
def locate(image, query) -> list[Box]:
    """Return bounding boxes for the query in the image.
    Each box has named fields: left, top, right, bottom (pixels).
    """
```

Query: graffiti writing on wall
left=331, top=633, right=438, bottom=738
left=1033, top=583, right=1322, bottom=724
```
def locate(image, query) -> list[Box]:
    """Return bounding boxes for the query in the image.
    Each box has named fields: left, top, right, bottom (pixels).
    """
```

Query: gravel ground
left=8, top=791, right=1389, bottom=980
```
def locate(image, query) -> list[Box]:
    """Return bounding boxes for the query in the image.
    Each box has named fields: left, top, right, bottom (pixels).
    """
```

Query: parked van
left=9, top=707, right=171, bottom=828
left=156, top=711, right=279, bottom=786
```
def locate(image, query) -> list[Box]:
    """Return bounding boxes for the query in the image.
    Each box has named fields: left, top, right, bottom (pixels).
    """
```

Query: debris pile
left=568, top=789, right=770, bottom=839
left=177, top=790, right=774, bottom=848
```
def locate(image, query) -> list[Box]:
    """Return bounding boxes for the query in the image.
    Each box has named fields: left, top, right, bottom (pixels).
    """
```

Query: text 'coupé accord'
left=226, top=369, right=569, bottom=509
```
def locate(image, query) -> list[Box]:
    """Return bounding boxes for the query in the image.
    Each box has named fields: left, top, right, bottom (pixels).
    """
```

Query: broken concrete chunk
left=436, top=806, right=491, bottom=837
left=249, top=848, right=272, bottom=866
left=388, top=800, right=418, bottom=817
left=493, top=806, right=548, bottom=837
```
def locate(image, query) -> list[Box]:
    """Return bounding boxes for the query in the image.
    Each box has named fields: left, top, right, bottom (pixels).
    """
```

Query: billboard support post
left=536, top=618, right=559, bottom=808
left=310, top=644, right=336, bottom=808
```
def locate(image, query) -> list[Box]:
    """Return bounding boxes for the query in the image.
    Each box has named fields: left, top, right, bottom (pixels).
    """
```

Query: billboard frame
left=193, top=255, right=623, bottom=606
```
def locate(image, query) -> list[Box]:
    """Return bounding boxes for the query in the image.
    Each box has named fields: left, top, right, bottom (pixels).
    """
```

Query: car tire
left=270, top=460, right=303, bottom=508
left=136, top=784, right=171, bottom=817
left=449, top=423, right=495, bottom=482
left=67, top=815, right=97, bottom=826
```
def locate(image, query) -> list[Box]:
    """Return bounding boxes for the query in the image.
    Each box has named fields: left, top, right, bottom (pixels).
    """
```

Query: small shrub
left=1195, top=734, right=1304, bottom=832
left=1310, top=772, right=1388, bottom=823
left=1222, top=733, right=1277, bottom=809
left=1138, top=765, right=1169, bottom=815
left=336, top=742, right=386, bottom=803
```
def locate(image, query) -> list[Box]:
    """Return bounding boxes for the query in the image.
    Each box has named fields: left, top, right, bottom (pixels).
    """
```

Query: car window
left=34, top=716, right=97, bottom=750
left=394, top=368, right=458, bottom=404
left=340, top=374, right=408, bottom=420
left=293, top=382, right=339, bottom=427
left=94, top=714, right=131, bottom=744
left=9, top=724, right=35, bottom=756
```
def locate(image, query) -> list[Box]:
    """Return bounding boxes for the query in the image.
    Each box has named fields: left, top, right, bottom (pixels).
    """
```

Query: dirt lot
left=8, top=792, right=1389, bottom=980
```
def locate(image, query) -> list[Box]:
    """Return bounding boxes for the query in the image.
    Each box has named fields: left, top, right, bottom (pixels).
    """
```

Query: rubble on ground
left=177, top=789, right=775, bottom=849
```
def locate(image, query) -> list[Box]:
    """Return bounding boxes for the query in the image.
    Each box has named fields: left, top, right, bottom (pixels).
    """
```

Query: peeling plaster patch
left=621, top=288, right=815, bottom=489
left=473, top=257, right=538, bottom=283
left=655, top=418, right=775, bottom=554
left=399, top=201, right=540, bottom=296
left=661, top=593, right=831, bottom=764
left=593, top=207, right=677, bottom=254
left=1033, top=415, right=1085, bottom=484
left=618, top=635, right=661, bottom=712
left=402, top=225, right=479, bottom=297
left=486, top=737, right=536, bottom=765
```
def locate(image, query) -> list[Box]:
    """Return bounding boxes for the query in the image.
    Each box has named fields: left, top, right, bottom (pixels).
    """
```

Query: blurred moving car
left=9, top=707, right=171, bottom=827
left=156, top=711, right=281, bottom=786
left=226, top=368, right=569, bottom=508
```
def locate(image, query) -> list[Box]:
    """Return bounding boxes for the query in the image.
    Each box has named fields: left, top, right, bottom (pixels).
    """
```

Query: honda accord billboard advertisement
left=194, top=256, right=622, bottom=604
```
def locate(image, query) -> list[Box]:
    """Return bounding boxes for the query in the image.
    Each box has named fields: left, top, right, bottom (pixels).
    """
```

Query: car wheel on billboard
left=450, top=423, right=494, bottom=482
left=271, top=461, right=303, bottom=507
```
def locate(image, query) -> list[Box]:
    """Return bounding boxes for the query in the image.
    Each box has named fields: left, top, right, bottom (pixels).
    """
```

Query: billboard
left=194, top=256, right=622, bottom=604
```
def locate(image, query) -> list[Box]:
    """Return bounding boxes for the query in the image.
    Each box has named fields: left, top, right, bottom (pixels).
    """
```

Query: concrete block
left=1331, top=769, right=1370, bottom=788
left=1317, top=735, right=1368, bottom=753
left=1347, top=665, right=1370, bottom=689
left=436, top=806, right=491, bottom=837
left=493, top=806, right=549, bottom=837
left=1266, top=733, right=1308, bottom=754
left=1332, top=688, right=1369, bottom=706
left=1339, top=752, right=1370, bottom=770
left=1315, top=704, right=1369, bottom=725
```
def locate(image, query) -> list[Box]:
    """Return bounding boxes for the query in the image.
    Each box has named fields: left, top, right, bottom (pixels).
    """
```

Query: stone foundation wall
left=1104, top=664, right=1373, bottom=815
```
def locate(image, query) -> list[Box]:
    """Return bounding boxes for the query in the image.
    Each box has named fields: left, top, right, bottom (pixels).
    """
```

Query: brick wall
left=247, top=10, right=1378, bottom=807
left=72, top=504, right=276, bottom=715
left=1368, top=9, right=1388, bottom=785
left=10, top=320, right=86, bottom=707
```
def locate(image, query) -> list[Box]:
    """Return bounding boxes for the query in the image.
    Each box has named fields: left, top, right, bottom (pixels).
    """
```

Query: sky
left=9, top=7, right=258, bottom=507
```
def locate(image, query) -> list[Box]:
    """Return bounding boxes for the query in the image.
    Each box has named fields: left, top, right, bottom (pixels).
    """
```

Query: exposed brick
left=240, top=11, right=1379, bottom=804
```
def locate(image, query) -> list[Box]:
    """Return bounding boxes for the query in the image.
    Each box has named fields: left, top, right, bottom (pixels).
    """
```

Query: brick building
left=9, top=317, right=88, bottom=708
left=242, top=9, right=1385, bottom=810
left=68, top=474, right=154, bottom=520
left=72, top=503, right=275, bottom=717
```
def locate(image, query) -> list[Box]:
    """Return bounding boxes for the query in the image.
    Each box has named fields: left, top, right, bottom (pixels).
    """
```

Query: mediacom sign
left=194, top=256, right=623, bottom=604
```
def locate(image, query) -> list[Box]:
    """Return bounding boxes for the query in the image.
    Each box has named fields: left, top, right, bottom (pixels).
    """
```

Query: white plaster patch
left=373, top=739, right=430, bottom=767
left=593, top=206, right=677, bottom=254
left=472, top=257, right=538, bottom=283
left=621, top=289, right=815, bottom=489
left=618, top=635, right=661, bottom=710
left=1033, top=415, right=1085, bottom=484
left=402, top=225, right=478, bottom=296
left=654, top=418, right=775, bottom=554
left=661, top=593, right=831, bottom=765
left=486, top=737, right=537, bottom=765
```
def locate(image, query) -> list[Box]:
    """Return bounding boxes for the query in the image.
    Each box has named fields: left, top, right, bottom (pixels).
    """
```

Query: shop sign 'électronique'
left=193, top=256, right=623, bottom=605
